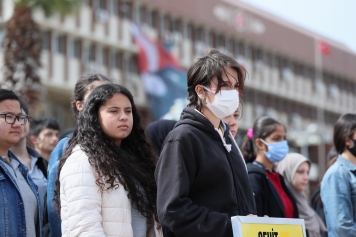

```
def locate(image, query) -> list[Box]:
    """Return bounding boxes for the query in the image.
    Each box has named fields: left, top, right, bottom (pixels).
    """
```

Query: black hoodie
left=247, top=162, right=299, bottom=218
left=155, top=108, right=256, bottom=237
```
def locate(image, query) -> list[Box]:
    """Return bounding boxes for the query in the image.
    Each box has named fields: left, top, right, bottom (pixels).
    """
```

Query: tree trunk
left=2, top=5, right=45, bottom=115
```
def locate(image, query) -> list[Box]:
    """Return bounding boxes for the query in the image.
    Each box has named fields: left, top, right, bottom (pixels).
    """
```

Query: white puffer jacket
left=60, top=145, right=161, bottom=237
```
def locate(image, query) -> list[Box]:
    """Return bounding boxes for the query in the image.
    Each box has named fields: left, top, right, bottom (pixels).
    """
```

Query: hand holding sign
left=232, top=216, right=306, bottom=237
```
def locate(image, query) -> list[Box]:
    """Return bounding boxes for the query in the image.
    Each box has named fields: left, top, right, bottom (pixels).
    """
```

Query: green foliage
left=14, top=0, right=84, bottom=17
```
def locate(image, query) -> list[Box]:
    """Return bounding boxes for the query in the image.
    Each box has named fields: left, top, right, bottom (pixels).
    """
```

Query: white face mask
left=203, top=86, right=239, bottom=119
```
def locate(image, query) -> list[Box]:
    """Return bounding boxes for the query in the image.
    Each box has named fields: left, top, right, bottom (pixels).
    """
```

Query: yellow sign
left=242, top=223, right=303, bottom=237
left=232, top=216, right=306, bottom=237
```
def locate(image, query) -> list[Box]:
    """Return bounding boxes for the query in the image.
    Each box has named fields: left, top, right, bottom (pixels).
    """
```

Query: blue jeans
left=47, top=137, right=70, bottom=237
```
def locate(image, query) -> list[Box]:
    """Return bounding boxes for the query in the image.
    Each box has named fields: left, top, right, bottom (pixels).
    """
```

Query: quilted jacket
left=60, top=145, right=161, bottom=237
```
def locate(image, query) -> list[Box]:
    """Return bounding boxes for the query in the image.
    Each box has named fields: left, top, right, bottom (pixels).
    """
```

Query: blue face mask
left=260, top=139, right=289, bottom=163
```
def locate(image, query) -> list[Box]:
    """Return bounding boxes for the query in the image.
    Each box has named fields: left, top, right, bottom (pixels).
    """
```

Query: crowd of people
left=0, top=49, right=355, bottom=237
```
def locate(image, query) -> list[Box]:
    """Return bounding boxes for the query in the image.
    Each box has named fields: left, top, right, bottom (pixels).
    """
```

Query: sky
left=239, top=0, right=356, bottom=53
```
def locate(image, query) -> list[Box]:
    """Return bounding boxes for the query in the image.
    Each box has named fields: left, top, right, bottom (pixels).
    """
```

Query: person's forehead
left=101, top=93, right=131, bottom=107
left=210, top=68, right=238, bottom=84
left=267, top=125, right=285, bottom=137
left=225, top=67, right=238, bottom=80
left=41, top=128, right=59, bottom=134
left=0, top=99, right=21, bottom=113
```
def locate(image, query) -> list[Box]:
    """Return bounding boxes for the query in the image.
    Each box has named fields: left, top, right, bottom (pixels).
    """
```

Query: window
left=98, top=0, right=107, bottom=10
left=134, top=5, right=140, bottom=24
left=249, top=45, right=255, bottom=62
left=281, top=59, right=293, bottom=81
left=102, top=48, right=108, bottom=66
left=346, top=80, right=354, bottom=94
left=216, top=35, right=225, bottom=49
left=69, top=39, right=81, bottom=58
left=238, top=41, right=245, bottom=56
left=195, top=27, right=203, bottom=42
left=292, top=62, right=301, bottom=76
left=128, top=55, right=138, bottom=73
left=121, top=1, right=132, bottom=19
left=55, top=35, right=65, bottom=54
left=173, top=19, right=182, bottom=34
left=89, top=44, right=96, bottom=62
left=115, top=51, right=123, bottom=70
left=227, top=38, right=234, bottom=54
left=184, top=22, right=192, bottom=40
left=276, top=56, right=282, bottom=78
left=0, top=28, right=3, bottom=43
left=110, top=51, right=116, bottom=69
left=159, top=14, right=165, bottom=35
left=139, top=5, right=147, bottom=23
left=244, top=88, right=252, bottom=103
left=204, top=29, right=211, bottom=46
left=264, top=52, right=272, bottom=67
left=166, top=15, right=172, bottom=32
left=151, top=10, right=159, bottom=29
left=256, top=48, right=262, bottom=61
left=109, top=0, right=118, bottom=15
left=210, top=31, right=216, bottom=48
left=41, top=31, right=50, bottom=50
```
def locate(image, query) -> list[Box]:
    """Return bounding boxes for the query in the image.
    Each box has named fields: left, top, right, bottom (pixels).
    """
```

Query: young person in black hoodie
left=241, top=116, right=299, bottom=219
left=155, top=49, right=256, bottom=237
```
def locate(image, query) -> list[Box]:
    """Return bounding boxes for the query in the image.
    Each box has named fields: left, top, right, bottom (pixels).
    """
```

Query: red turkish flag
left=319, top=41, right=331, bottom=55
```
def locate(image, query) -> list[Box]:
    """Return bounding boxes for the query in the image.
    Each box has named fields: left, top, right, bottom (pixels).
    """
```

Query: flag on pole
left=319, top=41, right=331, bottom=55
left=130, top=24, right=188, bottom=120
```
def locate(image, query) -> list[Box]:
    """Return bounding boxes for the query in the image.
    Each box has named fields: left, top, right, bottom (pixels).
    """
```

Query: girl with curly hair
left=55, top=84, right=160, bottom=237
left=47, top=73, right=111, bottom=237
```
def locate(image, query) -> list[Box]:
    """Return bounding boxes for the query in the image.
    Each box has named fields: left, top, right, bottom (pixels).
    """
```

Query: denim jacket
left=0, top=151, right=43, bottom=237
left=321, top=155, right=356, bottom=237
left=47, top=136, right=70, bottom=237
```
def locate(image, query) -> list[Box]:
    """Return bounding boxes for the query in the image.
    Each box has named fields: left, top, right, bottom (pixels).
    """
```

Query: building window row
left=244, top=88, right=342, bottom=128
left=40, top=30, right=138, bottom=74
left=80, top=1, right=353, bottom=100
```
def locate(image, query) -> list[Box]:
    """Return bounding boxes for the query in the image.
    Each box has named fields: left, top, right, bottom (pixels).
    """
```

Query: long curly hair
left=55, top=84, right=158, bottom=230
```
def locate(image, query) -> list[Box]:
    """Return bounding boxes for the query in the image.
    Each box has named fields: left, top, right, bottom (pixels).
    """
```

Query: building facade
left=0, top=0, right=355, bottom=178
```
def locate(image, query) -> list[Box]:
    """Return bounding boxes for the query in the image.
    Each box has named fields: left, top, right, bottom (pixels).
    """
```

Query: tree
left=2, top=0, right=83, bottom=114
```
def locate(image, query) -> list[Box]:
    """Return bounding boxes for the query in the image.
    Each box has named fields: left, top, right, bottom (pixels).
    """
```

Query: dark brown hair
left=333, top=113, right=356, bottom=154
left=187, top=48, right=245, bottom=111
left=71, top=73, right=111, bottom=119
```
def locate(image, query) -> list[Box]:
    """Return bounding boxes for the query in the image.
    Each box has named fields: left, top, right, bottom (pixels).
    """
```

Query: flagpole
left=314, top=38, right=326, bottom=181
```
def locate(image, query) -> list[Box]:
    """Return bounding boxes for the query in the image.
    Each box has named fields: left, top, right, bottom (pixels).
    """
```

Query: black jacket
left=145, top=119, right=177, bottom=156
left=155, top=108, right=256, bottom=237
left=27, top=146, right=48, bottom=178
left=247, top=162, right=299, bottom=218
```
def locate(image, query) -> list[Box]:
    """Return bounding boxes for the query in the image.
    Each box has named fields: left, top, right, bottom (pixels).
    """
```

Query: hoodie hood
left=247, top=162, right=266, bottom=176
left=175, top=107, right=230, bottom=141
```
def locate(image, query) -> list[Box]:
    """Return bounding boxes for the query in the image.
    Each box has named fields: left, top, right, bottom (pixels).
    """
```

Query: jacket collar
left=26, top=146, right=48, bottom=178
left=338, top=155, right=356, bottom=171
left=26, top=146, right=43, bottom=159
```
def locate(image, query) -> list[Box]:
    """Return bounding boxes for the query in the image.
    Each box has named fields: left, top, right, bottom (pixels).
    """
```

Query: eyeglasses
left=0, top=113, right=28, bottom=125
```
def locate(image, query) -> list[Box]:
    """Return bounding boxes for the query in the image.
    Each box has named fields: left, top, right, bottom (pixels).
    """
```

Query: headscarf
left=276, top=153, right=327, bottom=237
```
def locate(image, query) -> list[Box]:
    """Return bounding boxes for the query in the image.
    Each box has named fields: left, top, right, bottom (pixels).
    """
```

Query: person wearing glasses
left=0, top=88, right=42, bottom=236
left=10, top=99, right=48, bottom=216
